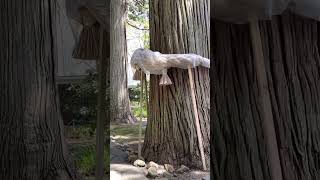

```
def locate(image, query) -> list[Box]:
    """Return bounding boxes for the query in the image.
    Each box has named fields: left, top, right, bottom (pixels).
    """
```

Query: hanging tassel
left=133, top=69, right=146, bottom=81
left=159, top=69, right=172, bottom=86
left=72, top=7, right=100, bottom=60
left=133, top=69, right=141, bottom=80
left=72, top=23, right=100, bottom=60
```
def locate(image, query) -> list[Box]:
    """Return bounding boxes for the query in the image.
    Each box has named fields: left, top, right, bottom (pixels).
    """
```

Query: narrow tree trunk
left=0, top=0, right=77, bottom=179
left=212, top=13, right=320, bottom=180
left=110, top=0, right=136, bottom=124
left=142, top=0, right=210, bottom=169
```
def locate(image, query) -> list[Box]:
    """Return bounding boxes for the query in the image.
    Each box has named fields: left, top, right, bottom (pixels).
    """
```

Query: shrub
left=65, top=126, right=95, bottom=139
left=132, top=105, right=147, bottom=118
left=58, top=71, right=98, bottom=126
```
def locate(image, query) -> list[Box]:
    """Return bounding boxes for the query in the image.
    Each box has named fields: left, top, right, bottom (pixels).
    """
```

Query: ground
left=63, top=120, right=209, bottom=180
left=65, top=126, right=110, bottom=180
left=110, top=120, right=210, bottom=180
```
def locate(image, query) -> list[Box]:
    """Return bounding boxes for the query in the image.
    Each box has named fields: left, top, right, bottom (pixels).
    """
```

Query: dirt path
left=110, top=140, right=149, bottom=180
left=110, top=123, right=210, bottom=180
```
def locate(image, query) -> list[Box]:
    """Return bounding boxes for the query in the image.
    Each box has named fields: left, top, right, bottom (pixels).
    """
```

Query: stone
left=164, top=164, right=175, bottom=173
left=162, top=171, right=173, bottom=178
left=146, top=161, right=159, bottom=169
left=202, top=175, right=210, bottom=180
left=157, top=167, right=167, bottom=176
left=133, top=159, right=146, bottom=167
left=175, top=165, right=190, bottom=174
left=147, top=167, right=158, bottom=178
left=123, top=143, right=129, bottom=148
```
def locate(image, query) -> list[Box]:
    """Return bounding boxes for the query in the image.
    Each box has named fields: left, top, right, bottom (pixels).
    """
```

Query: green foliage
left=129, top=82, right=148, bottom=101
left=58, top=71, right=98, bottom=126
left=132, top=105, right=147, bottom=118
left=127, top=0, right=149, bottom=24
left=127, top=0, right=150, bottom=48
left=129, top=87, right=139, bottom=101
left=129, top=82, right=148, bottom=118
left=65, top=126, right=96, bottom=139
left=72, top=145, right=110, bottom=176
left=143, top=31, right=150, bottom=49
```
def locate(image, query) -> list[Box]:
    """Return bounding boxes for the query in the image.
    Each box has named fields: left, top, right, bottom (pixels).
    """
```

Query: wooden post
left=96, top=28, right=107, bottom=180
left=188, top=67, right=207, bottom=171
left=249, top=21, right=283, bottom=180
left=138, top=71, right=144, bottom=159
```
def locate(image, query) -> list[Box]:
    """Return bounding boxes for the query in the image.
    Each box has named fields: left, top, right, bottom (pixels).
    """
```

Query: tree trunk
left=142, top=0, right=210, bottom=169
left=110, top=0, right=136, bottom=124
left=212, top=13, right=320, bottom=180
left=0, top=0, right=78, bottom=179
left=210, top=17, right=216, bottom=179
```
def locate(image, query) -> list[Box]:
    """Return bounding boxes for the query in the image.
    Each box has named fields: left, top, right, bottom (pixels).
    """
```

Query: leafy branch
left=127, top=20, right=149, bottom=31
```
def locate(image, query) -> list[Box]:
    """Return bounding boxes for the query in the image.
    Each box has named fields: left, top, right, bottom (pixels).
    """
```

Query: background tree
left=212, top=13, right=320, bottom=180
left=110, top=0, right=136, bottom=123
left=127, top=0, right=149, bottom=48
left=0, top=0, right=77, bottom=179
left=142, top=0, right=210, bottom=169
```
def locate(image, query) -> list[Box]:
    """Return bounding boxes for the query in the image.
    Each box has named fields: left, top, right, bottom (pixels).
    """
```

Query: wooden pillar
left=138, top=71, right=144, bottom=159
left=249, top=21, right=283, bottom=180
left=96, top=28, right=107, bottom=180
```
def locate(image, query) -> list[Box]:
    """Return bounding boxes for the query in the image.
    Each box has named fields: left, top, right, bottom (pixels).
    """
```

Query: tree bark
left=212, top=13, right=320, bottom=180
left=0, top=0, right=77, bottom=179
left=110, top=0, right=136, bottom=124
left=210, top=17, right=216, bottom=179
left=142, top=0, right=210, bottom=169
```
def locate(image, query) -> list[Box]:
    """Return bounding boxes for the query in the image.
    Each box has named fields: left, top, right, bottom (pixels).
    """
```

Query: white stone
left=133, top=159, right=146, bottom=167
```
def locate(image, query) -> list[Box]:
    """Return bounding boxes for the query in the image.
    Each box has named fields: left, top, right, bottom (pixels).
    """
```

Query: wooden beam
left=249, top=21, right=283, bottom=180
left=188, top=67, right=207, bottom=171
left=138, top=71, right=144, bottom=159
left=96, top=27, right=107, bottom=180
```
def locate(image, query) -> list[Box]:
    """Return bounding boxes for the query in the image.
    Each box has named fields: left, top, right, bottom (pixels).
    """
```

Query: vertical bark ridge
left=212, top=13, right=320, bottom=180
left=110, top=0, right=136, bottom=124
left=143, top=0, right=210, bottom=169
left=263, top=14, right=320, bottom=180
left=0, top=0, right=77, bottom=179
left=212, top=21, right=271, bottom=180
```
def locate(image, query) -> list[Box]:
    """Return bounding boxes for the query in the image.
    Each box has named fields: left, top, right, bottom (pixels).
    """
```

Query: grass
left=65, top=125, right=110, bottom=177
left=110, top=123, right=146, bottom=144
left=65, top=122, right=147, bottom=177
left=132, top=106, right=147, bottom=118
left=69, top=144, right=110, bottom=176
